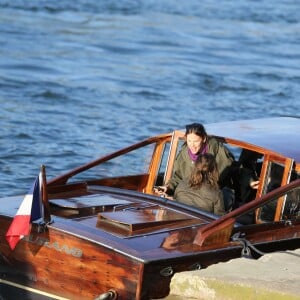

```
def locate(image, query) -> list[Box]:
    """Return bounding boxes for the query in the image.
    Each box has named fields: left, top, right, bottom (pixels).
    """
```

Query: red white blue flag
left=6, top=172, right=43, bottom=250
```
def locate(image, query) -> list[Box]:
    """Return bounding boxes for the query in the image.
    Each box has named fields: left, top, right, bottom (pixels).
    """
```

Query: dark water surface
left=0, top=0, right=300, bottom=197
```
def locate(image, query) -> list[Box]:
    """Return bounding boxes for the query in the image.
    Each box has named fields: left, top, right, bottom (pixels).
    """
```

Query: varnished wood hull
left=1, top=187, right=300, bottom=299
left=1, top=219, right=142, bottom=299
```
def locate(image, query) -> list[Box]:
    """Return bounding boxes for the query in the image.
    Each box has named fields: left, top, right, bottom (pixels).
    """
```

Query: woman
left=155, top=122, right=234, bottom=196
left=174, top=153, right=225, bottom=215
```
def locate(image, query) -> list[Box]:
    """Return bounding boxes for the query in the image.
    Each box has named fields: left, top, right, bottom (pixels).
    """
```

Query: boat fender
left=94, top=289, right=117, bottom=300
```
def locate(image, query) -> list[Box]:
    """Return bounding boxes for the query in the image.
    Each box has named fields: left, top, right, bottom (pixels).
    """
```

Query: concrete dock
left=161, top=249, right=300, bottom=300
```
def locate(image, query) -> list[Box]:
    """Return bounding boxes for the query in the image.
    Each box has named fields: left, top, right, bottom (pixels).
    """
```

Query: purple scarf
left=188, top=143, right=208, bottom=162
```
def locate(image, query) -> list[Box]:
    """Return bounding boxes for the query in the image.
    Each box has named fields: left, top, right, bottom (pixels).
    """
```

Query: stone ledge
left=162, top=249, right=300, bottom=300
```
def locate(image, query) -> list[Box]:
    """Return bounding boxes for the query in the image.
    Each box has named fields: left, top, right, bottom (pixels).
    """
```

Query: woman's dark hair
left=185, top=123, right=207, bottom=139
left=189, top=153, right=219, bottom=189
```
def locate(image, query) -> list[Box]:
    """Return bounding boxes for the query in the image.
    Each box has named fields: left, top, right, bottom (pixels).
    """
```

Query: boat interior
left=45, top=129, right=299, bottom=229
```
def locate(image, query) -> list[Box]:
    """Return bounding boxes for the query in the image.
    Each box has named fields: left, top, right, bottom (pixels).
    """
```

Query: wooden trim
left=164, top=131, right=185, bottom=184
left=47, top=134, right=170, bottom=186
left=274, top=158, right=294, bottom=221
left=193, top=217, right=235, bottom=247
left=144, top=137, right=172, bottom=194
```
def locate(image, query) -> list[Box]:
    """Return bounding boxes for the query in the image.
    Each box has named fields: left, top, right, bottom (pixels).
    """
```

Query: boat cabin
left=48, top=117, right=300, bottom=224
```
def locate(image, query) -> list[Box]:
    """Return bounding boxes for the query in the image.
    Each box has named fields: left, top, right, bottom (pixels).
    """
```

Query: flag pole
left=41, top=165, right=51, bottom=224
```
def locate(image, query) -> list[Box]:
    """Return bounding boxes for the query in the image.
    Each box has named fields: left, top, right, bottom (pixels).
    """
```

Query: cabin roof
left=201, top=117, right=300, bottom=162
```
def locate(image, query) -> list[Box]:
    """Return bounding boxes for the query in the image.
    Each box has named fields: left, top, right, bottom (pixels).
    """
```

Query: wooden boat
left=0, top=117, right=299, bottom=300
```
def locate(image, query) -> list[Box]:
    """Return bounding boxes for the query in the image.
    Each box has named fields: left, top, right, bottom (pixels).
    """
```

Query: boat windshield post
left=41, top=165, right=52, bottom=224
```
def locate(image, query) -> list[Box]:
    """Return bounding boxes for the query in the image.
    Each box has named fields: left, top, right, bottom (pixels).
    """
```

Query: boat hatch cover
left=96, top=206, right=205, bottom=237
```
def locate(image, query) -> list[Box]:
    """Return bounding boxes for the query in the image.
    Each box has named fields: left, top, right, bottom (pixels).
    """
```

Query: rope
left=232, top=232, right=266, bottom=258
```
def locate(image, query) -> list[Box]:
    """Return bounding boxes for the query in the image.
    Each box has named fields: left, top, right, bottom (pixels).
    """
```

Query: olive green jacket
left=167, top=137, right=234, bottom=194
left=174, top=180, right=225, bottom=216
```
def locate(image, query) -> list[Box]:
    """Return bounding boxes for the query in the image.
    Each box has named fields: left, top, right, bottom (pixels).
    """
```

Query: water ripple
left=0, top=0, right=300, bottom=196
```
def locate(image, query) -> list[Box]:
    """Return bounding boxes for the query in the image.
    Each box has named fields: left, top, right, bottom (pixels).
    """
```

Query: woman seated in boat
left=173, top=153, right=226, bottom=216
left=154, top=122, right=234, bottom=197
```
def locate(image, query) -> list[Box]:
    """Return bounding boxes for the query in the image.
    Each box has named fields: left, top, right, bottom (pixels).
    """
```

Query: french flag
left=6, top=172, right=43, bottom=250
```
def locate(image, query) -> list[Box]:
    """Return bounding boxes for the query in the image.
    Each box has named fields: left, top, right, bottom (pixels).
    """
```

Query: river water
left=0, top=0, right=300, bottom=197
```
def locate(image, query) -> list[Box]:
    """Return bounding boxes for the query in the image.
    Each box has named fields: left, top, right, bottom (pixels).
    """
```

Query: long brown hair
left=189, top=153, right=219, bottom=189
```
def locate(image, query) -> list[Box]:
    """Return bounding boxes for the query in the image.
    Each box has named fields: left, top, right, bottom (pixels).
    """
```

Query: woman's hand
left=153, top=185, right=168, bottom=196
